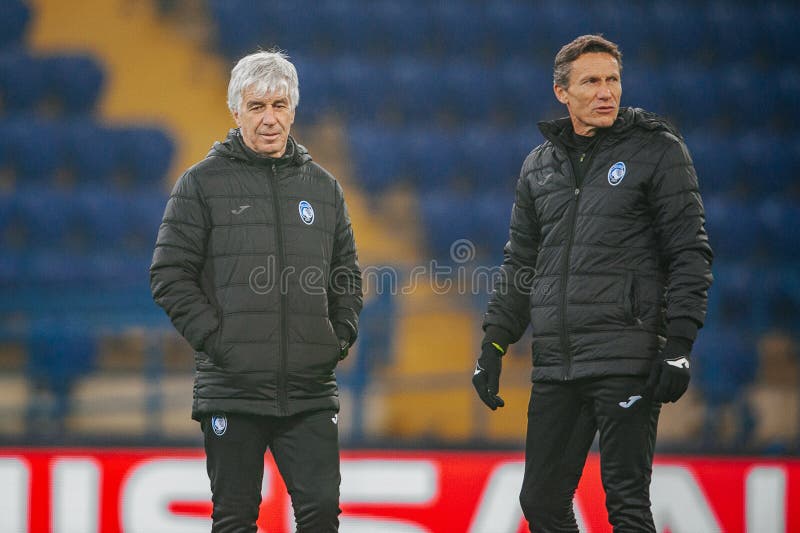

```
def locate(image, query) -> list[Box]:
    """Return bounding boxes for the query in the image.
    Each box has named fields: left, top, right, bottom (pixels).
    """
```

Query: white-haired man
left=151, top=50, right=362, bottom=532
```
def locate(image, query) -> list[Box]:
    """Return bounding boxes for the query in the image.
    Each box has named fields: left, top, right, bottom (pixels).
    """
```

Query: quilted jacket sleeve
left=327, top=180, right=363, bottom=344
left=648, top=134, right=714, bottom=336
left=150, top=171, right=220, bottom=351
left=482, top=160, right=541, bottom=346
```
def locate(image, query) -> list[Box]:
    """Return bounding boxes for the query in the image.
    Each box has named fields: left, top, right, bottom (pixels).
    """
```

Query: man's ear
left=232, top=109, right=241, bottom=127
left=554, top=84, right=569, bottom=105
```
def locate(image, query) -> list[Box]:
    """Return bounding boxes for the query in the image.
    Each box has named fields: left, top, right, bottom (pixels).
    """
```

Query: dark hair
left=553, top=34, right=623, bottom=88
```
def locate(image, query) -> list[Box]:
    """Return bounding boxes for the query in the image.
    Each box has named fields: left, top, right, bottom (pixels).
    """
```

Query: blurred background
left=0, top=0, right=797, bottom=455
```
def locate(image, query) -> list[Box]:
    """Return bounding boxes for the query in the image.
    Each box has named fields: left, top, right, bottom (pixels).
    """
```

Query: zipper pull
left=574, top=188, right=580, bottom=196
left=580, top=153, right=586, bottom=163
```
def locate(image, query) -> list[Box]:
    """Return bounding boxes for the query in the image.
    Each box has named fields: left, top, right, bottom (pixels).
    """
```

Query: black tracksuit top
left=483, top=107, right=713, bottom=382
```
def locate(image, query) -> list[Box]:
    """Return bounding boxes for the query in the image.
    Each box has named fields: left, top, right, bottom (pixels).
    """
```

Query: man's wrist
left=662, top=335, right=693, bottom=359
left=482, top=325, right=513, bottom=353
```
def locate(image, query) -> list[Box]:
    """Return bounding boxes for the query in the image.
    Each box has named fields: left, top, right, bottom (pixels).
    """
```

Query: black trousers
left=201, top=409, right=341, bottom=533
left=519, top=376, right=661, bottom=533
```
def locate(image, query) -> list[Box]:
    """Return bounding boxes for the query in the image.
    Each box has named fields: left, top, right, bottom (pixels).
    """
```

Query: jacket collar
left=208, top=129, right=312, bottom=167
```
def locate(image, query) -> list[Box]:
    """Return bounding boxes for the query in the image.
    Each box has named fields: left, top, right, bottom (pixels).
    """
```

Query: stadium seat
left=684, top=133, right=741, bottom=196
left=15, top=189, right=81, bottom=249
left=706, top=263, right=759, bottom=330
left=347, top=124, right=404, bottom=193
left=44, top=55, right=105, bottom=114
left=431, top=3, right=489, bottom=56
left=692, top=325, right=759, bottom=406
left=703, top=196, right=764, bottom=260
left=650, top=2, right=714, bottom=63
left=762, top=267, right=800, bottom=335
left=735, top=134, right=794, bottom=197
left=62, top=120, right=122, bottom=184
left=717, top=66, right=778, bottom=130
left=114, top=127, right=175, bottom=185
left=0, top=118, right=65, bottom=183
left=496, top=60, right=553, bottom=126
left=662, top=65, right=721, bottom=129
left=759, top=3, right=798, bottom=64
left=205, top=0, right=270, bottom=59
left=0, top=51, right=48, bottom=112
left=759, top=200, right=800, bottom=261
left=390, top=58, right=446, bottom=122
left=778, top=68, right=800, bottom=126
left=0, top=0, right=30, bottom=50
left=705, top=3, right=762, bottom=64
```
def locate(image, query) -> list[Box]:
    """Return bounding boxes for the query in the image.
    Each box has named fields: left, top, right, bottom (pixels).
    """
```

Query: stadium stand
left=0, top=0, right=797, bottom=450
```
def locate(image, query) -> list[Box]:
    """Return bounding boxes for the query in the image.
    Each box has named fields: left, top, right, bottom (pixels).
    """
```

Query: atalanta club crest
left=211, top=414, right=227, bottom=436
left=608, top=162, right=626, bottom=186
left=298, top=200, right=315, bottom=225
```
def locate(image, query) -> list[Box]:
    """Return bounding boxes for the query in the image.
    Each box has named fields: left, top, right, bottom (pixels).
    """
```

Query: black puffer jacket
left=151, top=130, right=362, bottom=419
left=484, top=107, right=713, bottom=381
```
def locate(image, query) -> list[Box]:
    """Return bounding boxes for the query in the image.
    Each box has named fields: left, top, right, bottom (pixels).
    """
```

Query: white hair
left=227, top=50, right=300, bottom=114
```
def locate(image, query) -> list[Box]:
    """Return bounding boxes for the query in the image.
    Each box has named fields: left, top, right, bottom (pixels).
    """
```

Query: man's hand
left=647, top=352, right=691, bottom=403
left=472, top=342, right=505, bottom=410
left=338, top=338, right=350, bottom=360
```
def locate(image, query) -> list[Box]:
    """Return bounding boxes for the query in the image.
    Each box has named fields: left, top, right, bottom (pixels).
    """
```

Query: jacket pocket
left=622, top=271, right=641, bottom=326
left=205, top=312, right=227, bottom=366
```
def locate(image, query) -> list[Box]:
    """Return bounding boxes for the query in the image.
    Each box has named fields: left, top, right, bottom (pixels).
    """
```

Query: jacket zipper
left=558, top=137, right=603, bottom=380
left=559, top=184, right=580, bottom=380
left=265, top=162, right=289, bottom=415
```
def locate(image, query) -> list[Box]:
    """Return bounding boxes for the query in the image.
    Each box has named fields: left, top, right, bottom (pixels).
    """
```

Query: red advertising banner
left=0, top=448, right=797, bottom=532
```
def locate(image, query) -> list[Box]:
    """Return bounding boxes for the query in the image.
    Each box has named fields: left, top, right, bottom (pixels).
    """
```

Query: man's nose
left=597, top=83, right=612, bottom=99
left=261, top=106, right=276, bottom=124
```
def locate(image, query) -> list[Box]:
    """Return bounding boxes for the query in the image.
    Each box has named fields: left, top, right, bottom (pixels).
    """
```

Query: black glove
left=646, top=336, right=692, bottom=403
left=334, top=323, right=352, bottom=360
left=472, top=342, right=505, bottom=410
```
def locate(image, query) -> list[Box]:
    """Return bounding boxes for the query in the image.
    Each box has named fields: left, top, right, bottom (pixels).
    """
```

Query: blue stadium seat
left=441, top=61, right=500, bottom=122
left=44, top=55, right=105, bottom=114
left=759, top=200, right=800, bottom=261
left=778, top=68, right=800, bottom=127
left=684, top=133, right=741, bottom=196
left=735, top=134, right=794, bottom=197
left=431, top=3, right=489, bottom=55
left=718, top=66, right=778, bottom=130
left=347, top=124, right=404, bottom=193
left=762, top=267, right=800, bottom=335
left=114, top=127, right=175, bottom=185
left=127, top=191, right=168, bottom=250
left=27, top=319, right=96, bottom=396
left=650, top=2, right=713, bottom=62
left=662, top=66, right=721, bottom=129
left=419, top=194, right=478, bottom=260
left=205, top=0, right=271, bottom=59
left=368, top=2, right=433, bottom=56
left=497, top=60, right=553, bottom=126
left=485, top=2, right=542, bottom=58
left=703, top=196, right=764, bottom=259
left=328, top=57, right=390, bottom=121
left=15, top=189, right=81, bottom=248
left=62, top=120, right=122, bottom=183
left=73, top=189, right=129, bottom=247
left=623, top=66, right=668, bottom=117
left=390, top=58, right=446, bottom=121
left=0, top=118, right=65, bottom=183
left=759, top=3, right=798, bottom=64
left=706, top=263, right=759, bottom=330
left=406, top=128, right=460, bottom=192
left=0, top=0, right=30, bottom=49
left=706, top=3, right=762, bottom=63
left=0, top=51, right=48, bottom=112
left=693, top=326, right=759, bottom=405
